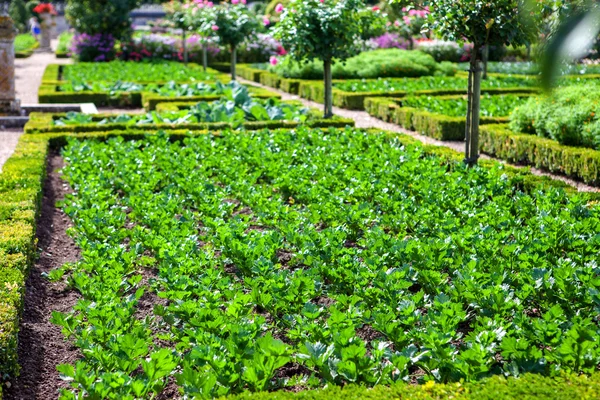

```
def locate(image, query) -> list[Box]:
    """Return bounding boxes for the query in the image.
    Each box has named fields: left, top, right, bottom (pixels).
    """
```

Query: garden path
left=1, top=41, right=71, bottom=172
left=239, top=77, right=599, bottom=193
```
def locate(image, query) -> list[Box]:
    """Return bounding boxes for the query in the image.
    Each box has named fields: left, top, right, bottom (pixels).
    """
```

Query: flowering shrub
left=124, top=33, right=220, bottom=62
left=32, top=3, right=57, bottom=15
left=70, top=33, right=116, bottom=62
left=369, top=33, right=409, bottom=49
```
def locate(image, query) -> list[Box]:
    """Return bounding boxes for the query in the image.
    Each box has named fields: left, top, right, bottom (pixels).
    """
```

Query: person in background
left=30, top=16, right=41, bottom=41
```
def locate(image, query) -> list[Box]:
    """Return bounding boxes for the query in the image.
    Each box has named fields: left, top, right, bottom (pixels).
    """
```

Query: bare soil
left=4, top=153, right=81, bottom=400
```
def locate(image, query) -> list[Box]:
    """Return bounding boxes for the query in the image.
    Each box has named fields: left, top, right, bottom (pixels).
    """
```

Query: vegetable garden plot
left=50, top=128, right=600, bottom=399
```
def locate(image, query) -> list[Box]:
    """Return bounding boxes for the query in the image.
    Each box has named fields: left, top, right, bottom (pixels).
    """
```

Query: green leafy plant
left=52, top=127, right=600, bottom=398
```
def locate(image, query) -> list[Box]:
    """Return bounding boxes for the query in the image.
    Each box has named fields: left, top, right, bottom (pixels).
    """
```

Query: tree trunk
left=202, top=41, right=208, bottom=71
left=482, top=45, right=489, bottom=80
left=465, top=48, right=482, bottom=166
left=231, top=45, right=237, bottom=80
left=323, top=59, right=333, bottom=119
left=182, top=29, right=188, bottom=65
left=526, top=43, right=531, bottom=60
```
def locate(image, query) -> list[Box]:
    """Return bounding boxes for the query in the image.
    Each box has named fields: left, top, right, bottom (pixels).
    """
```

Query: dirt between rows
left=4, top=153, right=81, bottom=400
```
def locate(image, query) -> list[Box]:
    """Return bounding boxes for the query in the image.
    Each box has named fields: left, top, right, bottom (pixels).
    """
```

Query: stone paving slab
left=0, top=129, right=22, bottom=172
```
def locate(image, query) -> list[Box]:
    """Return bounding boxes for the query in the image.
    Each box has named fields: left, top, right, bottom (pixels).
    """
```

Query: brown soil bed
left=4, top=152, right=81, bottom=400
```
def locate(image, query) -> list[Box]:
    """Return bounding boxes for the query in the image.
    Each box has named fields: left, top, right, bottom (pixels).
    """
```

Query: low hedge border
left=24, top=108, right=355, bottom=134
left=365, top=96, right=513, bottom=141
left=220, top=372, right=600, bottom=399
left=302, top=81, right=539, bottom=111
left=1, top=126, right=598, bottom=398
left=480, top=124, right=600, bottom=186
left=0, top=134, right=47, bottom=387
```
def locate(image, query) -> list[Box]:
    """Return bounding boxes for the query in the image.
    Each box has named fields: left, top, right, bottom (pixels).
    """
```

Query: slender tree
left=394, top=0, right=538, bottom=164
left=211, top=1, right=258, bottom=80
left=274, top=0, right=379, bottom=118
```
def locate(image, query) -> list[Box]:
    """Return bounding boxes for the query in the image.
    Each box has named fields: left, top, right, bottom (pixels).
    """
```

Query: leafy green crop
left=334, top=75, right=539, bottom=93
left=54, top=128, right=600, bottom=399
left=401, top=94, right=530, bottom=118
left=62, top=60, right=218, bottom=83
left=59, top=80, right=246, bottom=98
left=54, top=90, right=309, bottom=129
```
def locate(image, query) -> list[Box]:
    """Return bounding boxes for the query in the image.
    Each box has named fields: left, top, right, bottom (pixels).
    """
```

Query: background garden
left=2, top=0, right=600, bottom=399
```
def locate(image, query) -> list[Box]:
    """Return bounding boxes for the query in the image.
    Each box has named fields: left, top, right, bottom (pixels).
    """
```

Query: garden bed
left=24, top=101, right=354, bottom=134
left=480, top=124, right=600, bottom=186
left=364, top=94, right=532, bottom=141
left=2, top=127, right=600, bottom=399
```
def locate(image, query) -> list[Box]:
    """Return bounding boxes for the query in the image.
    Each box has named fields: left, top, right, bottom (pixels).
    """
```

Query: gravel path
left=15, top=40, right=72, bottom=104
left=1, top=41, right=71, bottom=172
left=0, top=129, right=23, bottom=173
left=240, top=78, right=599, bottom=193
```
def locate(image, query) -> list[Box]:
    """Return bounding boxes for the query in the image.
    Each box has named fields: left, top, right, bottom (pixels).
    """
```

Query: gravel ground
left=15, top=40, right=72, bottom=104
left=239, top=78, right=599, bottom=193
left=1, top=41, right=71, bottom=171
left=0, top=129, right=23, bottom=172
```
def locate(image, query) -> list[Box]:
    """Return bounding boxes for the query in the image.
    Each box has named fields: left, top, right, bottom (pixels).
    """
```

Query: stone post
left=0, top=16, right=20, bottom=114
left=39, top=13, right=54, bottom=51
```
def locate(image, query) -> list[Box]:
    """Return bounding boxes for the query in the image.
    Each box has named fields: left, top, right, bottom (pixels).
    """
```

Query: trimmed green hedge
left=24, top=108, right=355, bottom=134
left=480, top=124, right=600, bottom=186
left=220, top=373, right=600, bottom=399
left=0, top=125, right=598, bottom=398
left=364, top=97, right=507, bottom=141
left=0, top=134, right=47, bottom=385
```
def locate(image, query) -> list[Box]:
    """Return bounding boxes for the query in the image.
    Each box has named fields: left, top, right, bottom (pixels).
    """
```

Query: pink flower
left=211, top=25, right=219, bottom=31
left=275, top=3, right=284, bottom=13
left=372, top=6, right=380, bottom=11
left=206, top=1, right=213, bottom=6
left=263, top=17, right=270, bottom=26
left=276, top=45, right=287, bottom=55
left=320, top=0, right=324, bottom=2
left=241, top=0, right=246, bottom=4
left=394, top=20, right=400, bottom=26
left=270, top=56, right=278, bottom=65
left=232, top=0, right=239, bottom=4
left=403, top=16, right=411, bottom=25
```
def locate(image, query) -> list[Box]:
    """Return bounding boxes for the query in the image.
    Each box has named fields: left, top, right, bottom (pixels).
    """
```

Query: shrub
left=70, top=33, right=116, bottom=62
left=368, top=33, right=409, bottom=50
left=9, top=0, right=29, bottom=33
left=269, top=49, right=451, bottom=79
left=509, top=85, right=600, bottom=150
left=65, top=0, right=140, bottom=41
left=417, top=39, right=465, bottom=62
